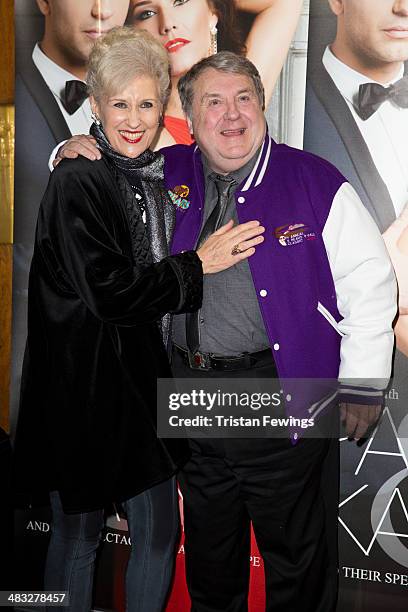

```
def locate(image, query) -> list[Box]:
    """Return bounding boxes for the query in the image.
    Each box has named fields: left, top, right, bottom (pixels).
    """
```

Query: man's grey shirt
left=172, top=149, right=270, bottom=355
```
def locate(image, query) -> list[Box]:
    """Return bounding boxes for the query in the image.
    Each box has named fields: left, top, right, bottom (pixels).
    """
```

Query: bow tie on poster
left=62, top=80, right=88, bottom=115
left=355, top=76, right=408, bottom=120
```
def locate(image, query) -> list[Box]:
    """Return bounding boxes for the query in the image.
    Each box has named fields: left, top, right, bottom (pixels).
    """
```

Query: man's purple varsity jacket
left=161, top=133, right=396, bottom=427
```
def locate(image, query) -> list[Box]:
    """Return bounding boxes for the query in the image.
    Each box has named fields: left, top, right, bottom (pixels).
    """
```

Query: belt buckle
left=187, top=350, right=211, bottom=371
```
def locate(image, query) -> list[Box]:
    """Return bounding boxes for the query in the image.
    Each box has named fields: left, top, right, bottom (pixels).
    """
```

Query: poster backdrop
left=304, top=1, right=408, bottom=610
left=12, top=1, right=408, bottom=611
left=12, top=1, right=301, bottom=610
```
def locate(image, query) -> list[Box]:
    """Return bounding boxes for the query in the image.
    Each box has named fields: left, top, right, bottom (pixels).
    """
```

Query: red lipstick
left=165, top=38, right=191, bottom=54
left=119, top=131, right=144, bottom=144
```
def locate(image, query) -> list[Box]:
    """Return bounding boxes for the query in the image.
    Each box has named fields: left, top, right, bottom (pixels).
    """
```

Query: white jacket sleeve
left=322, top=182, right=397, bottom=397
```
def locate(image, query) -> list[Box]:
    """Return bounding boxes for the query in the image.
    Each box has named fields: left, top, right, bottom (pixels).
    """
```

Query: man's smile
left=220, top=128, right=247, bottom=137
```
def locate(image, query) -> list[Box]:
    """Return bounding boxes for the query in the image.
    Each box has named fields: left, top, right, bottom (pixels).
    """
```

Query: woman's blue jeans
left=45, top=478, right=179, bottom=612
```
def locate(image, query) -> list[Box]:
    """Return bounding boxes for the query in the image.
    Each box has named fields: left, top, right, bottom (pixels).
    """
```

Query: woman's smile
left=119, top=130, right=145, bottom=143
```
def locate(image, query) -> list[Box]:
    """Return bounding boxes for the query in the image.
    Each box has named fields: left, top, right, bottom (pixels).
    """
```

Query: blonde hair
left=87, top=27, right=170, bottom=107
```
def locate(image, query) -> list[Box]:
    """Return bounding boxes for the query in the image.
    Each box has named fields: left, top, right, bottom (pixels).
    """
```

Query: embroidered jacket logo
left=275, top=223, right=316, bottom=247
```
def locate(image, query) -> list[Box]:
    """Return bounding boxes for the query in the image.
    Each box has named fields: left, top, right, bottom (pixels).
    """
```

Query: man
left=304, top=0, right=408, bottom=234
left=11, top=0, right=129, bottom=429
left=164, top=53, right=396, bottom=611
left=56, top=52, right=396, bottom=611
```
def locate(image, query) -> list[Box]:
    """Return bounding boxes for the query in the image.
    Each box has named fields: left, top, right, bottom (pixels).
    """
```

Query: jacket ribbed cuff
left=338, top=384, right=385, bottom=406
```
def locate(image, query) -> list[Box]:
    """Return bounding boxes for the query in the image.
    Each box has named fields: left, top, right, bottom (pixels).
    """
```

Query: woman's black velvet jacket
left=13, top=155, right=202, bottom=513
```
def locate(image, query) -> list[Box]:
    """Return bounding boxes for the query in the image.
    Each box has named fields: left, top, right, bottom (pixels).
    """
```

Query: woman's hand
left=196, top=220, right=265, bottom=274
left=53, top=135, right=101, bottom=167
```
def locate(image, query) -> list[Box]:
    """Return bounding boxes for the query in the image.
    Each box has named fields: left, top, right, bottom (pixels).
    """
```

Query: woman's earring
left=91, top=112, right=101, bottom=126
left=210, top=25, right=218, bottom=55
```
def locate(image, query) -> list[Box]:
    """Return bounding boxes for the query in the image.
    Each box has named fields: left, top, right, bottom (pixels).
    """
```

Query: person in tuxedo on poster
left=304, top=6, right=408, bottom=610
left=304, top=0, right=408, bottom=357
left=11, top=0, right=130, bottom=431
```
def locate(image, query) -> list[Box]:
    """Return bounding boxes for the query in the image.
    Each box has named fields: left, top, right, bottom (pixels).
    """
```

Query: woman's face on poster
left=127, top=0, right=218, bottom=78
left=330, top=0, right=408, bottom=66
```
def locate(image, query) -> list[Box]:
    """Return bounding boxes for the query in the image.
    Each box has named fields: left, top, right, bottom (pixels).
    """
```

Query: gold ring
left=231, top=244, right=242, bottom=256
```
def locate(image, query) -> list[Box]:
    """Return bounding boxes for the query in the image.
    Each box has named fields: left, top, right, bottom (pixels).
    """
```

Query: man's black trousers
left=172, top=348, right=339, bottom=612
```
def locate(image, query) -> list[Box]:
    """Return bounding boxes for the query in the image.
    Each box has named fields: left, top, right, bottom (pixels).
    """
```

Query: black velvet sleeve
left=36, top=159, right=203, bottom=326
left=166, top=250, right=203, bottom=314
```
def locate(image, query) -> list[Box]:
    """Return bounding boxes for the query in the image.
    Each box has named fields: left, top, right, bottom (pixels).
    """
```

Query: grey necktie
left=186, top=174, right=236, bottom=356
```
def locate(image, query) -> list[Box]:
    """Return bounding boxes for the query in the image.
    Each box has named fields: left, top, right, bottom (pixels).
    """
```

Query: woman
left=126, top=0, right=304, bottom=147
left=13, top=27, right=264, bottom=612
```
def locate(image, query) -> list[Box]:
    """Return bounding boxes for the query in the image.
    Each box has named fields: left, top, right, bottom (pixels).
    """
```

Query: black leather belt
left=173, top=344, right=273, bottom=372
